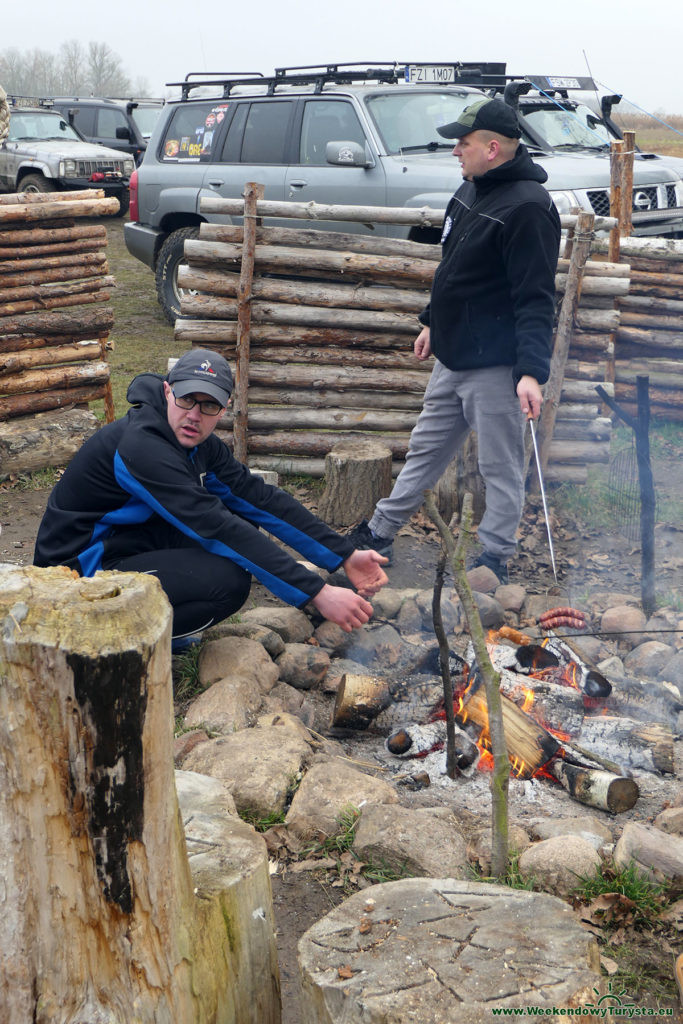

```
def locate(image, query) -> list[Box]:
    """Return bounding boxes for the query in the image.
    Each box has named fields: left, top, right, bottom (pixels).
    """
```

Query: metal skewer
left=528, top=417, right=558, bottom=583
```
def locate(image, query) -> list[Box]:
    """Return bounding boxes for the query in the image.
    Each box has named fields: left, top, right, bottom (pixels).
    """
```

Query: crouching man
left=34, top=349, right=388, bottom=649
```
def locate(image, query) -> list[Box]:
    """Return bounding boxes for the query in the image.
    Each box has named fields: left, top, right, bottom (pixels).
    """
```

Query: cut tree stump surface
left=298, top=878, right=601, bottom=1024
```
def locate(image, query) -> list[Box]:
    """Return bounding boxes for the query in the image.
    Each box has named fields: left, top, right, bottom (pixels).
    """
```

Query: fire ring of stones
left=298, top=877, right=602, bottom=1024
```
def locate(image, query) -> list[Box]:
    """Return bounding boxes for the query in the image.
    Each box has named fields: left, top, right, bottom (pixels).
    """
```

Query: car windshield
left=363, top=90, right=476, bottom=154
left=131, top=105, right=164, bottom=138
left=521, top=102, right=611, bottom=150
left=9, top=112, right=82, bottom=142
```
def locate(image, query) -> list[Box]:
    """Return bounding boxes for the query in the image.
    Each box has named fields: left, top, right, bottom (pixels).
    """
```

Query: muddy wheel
left=155, top=226, right=200, bottom=324
left=19, top=173, right=57, bottom=194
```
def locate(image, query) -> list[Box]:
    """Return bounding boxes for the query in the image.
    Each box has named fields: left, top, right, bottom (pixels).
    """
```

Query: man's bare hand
left=343, top=549, right=389, bottom=597
left=311, top=584, right=374, bottom=632
left=414, top=326, right=431, bottom=361
left=517, top=375, right=543, bottom=419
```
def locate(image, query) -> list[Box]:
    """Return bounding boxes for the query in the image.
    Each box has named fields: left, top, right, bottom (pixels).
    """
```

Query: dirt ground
left=1, top=464, right=682, bottom=1021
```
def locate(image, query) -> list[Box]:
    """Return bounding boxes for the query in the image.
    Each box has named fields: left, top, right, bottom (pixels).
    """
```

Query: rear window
left=240, top=102, right=293, bottom=163
left=160, top=102, right=231, bottom=161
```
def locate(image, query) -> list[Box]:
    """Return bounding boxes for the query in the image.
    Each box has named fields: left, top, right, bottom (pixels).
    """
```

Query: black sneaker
left=469, top=551, right=509, bottom=585
left=346, top=519, right=394, bottom=561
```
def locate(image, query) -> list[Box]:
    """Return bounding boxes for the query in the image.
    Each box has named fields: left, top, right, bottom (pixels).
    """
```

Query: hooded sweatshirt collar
left=473, top=143, right=548, bottom=192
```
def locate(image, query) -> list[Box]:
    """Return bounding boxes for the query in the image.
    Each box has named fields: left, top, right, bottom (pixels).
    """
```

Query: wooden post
left=98, top=333, right=116, bottom=422
left=608, top=140, right=625, bottom=263
left=636, top=376, right=656, bottom=617
left=621, top=130, right=636, bottom=238
left=233, top=182, right=264, bottom=464
left=0, top=565, right=280, bottom=1023
left=531, top=210, right=594, bottom=487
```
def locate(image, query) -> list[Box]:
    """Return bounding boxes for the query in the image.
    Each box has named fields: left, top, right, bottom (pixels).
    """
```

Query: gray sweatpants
left=369, top=362, right=526, bottom=561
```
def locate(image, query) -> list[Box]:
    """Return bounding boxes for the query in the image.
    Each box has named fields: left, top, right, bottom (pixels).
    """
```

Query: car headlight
left=549, top=190, right=581, bottom=215
left=123, top=159, right=134, bottom=176
left=59, top=159, right=77, bottom=177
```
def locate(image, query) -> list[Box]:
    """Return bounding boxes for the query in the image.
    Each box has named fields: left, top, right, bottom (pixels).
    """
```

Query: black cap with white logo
left=167, top=348, right=233, bottom=407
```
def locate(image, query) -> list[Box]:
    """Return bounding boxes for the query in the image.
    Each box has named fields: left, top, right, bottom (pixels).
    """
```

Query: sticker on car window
left=165, top=139, right=180, bottom=157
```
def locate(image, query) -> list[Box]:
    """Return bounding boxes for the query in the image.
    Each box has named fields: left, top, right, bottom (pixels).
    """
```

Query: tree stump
left=318, top=439, right=392, bottom=527
left=0, top=564, right=280, bottom=1023
left=298, top=878, right=602, bottom=1023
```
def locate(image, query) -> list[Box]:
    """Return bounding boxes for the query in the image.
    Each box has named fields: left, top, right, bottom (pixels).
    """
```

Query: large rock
left=353, top=804, right=468, bottom=878
left=198, top=636, right=279, bottom=691
left=285, top=756, right=399, bottom=838
left=298, top=878, right=601, bottom=1024
left=240, top=606, right=314, bottom=643
left=600, top=605, right=647, bottom=648
left=184, top=676, right=264, bottom=734
left=203, top=620, right=286, bottom=658
left=614, top=821, right=683, bottom=882
left=175, top=771, right=280, bottom=1023
left=527, top=815, right=613, bottom=847
left=654, top=807, right=683, bottom=837
left=334, top=622, right=434, bottom=674
left=623, top=640, right=676, bottom=678
left=275, top=643, right=330, bottom=689
left=518, top=835, right=601, bottom=896
left=182, top=714, right=314, bottom=818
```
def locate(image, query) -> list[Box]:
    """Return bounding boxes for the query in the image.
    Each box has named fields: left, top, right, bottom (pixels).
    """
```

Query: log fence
left=176, top=192, right=625, bottom=483
left=0, top=191, right=116, bottom=429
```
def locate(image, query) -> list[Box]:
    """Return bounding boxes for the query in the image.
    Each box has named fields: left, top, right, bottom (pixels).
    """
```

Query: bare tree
left=59, top=39, right=88, bottom=94
left=86, top=42, right=131, bottom=96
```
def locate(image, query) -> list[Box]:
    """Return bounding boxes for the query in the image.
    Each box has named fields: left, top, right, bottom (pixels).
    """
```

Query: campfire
left=332, top=609, right=675, bottom=815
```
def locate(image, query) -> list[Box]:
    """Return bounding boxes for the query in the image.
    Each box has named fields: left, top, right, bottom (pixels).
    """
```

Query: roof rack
left=166, top=62, right=510, bottom=100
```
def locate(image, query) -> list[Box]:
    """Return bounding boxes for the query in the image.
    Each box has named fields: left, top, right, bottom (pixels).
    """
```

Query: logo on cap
left=200, top=360, right=216, bottom=375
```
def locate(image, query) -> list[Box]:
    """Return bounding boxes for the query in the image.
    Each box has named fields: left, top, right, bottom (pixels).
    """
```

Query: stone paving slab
left=298, top=878, right=602, bottom=1024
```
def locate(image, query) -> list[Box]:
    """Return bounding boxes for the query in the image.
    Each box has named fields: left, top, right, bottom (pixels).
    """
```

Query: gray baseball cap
left=437, top=98, right=521, bottom=140
left=167, top=348, right=233, bottom=406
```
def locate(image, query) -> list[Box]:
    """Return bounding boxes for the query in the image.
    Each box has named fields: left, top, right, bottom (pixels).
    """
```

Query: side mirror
left=116, top=126, right=132, bottom=141
left=325, top=140, right=374, bottom=168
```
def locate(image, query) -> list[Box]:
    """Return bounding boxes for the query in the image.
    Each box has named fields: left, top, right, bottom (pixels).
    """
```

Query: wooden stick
left=233, top=182, right=263, bottom=464
left=0, top=223, right=107, bottom=246
left=0, top=197, right=120, bottom=223
left=0, top=383, right=108, bottom=420
left=0, top=189, right=106, bottom=206
left=548, top=760, right=639, bottom=813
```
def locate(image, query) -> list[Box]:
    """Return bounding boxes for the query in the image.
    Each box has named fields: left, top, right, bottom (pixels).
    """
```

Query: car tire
left=155, top=226, right=200, bottom=324
left=19, top=173, right=57, bottom=194
left=114, top=188, right=130, bottom=218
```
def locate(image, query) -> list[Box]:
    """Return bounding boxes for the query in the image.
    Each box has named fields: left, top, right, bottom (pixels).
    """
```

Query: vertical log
left=233, top=182, right=265, bottom=464
left=636, top=376, right=656, bottom=616
left=532, top=211, right=594, bottom=486
left=621, top=131, right=636, bottom=238
left=608, top=140, right=624, bottom=263
left=98, top=334, right=116, bottom=423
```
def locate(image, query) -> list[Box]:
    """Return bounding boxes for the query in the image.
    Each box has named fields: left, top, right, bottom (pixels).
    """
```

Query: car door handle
left=207, top=179, right=224, bottom=188
left=289, top=179, right=307, bottom=188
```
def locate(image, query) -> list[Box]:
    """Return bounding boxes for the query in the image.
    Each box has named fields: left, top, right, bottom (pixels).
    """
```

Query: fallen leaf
left=337, top=965, right=354, bottom=979
left=600, top=955, right=619, bottom=975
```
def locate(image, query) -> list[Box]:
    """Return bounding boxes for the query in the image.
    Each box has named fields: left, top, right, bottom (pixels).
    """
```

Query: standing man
left=34, top=349, right=388, bottom=649
left=348, top=98, right=561, bottom=583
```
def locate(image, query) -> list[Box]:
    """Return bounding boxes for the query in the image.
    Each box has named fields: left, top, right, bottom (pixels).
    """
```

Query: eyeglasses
left=172, top=390, right=225, bottom=416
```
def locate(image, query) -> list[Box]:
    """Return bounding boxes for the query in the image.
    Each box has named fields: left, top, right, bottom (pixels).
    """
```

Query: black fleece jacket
left=419, top=144, right=561, bottom=385
left=33, top=373, right=354, bottom=607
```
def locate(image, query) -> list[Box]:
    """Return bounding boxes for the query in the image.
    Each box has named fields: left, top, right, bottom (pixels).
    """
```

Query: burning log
left=577, top=717, right=674, bottom=775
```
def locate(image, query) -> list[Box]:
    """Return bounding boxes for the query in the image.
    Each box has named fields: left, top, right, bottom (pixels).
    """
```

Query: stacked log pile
left=0, top=190, right=117, bottom=424
left=593, top=235, right=683, bottom=422
left=175, top=194, right=624, bottom=483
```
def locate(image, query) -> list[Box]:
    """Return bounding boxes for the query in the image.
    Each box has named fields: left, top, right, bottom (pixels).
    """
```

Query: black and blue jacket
left=33, top=373, right=354, bottom=607
left=419, top=144, right=561, bottom=387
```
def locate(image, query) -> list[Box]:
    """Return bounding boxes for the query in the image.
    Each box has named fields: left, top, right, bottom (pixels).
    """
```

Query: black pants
left=105, top=547, right=251, bottom=640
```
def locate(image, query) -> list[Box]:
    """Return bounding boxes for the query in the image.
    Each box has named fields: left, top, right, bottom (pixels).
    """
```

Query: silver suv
left=124, top=63, right=683, bottom=322
left=0, top=99, right=134, bottom=215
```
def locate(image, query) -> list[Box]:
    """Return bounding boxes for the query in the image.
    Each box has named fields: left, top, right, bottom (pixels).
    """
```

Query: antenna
left=582, top=49, right=602, bottom=115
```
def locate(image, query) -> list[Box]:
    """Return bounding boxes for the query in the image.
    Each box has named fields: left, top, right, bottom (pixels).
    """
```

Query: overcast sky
left=3, top=0, right=682, bottom=116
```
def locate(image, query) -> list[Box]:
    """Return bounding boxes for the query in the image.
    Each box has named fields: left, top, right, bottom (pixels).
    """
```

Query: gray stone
left=240, top=605, right=314, bottom=643
left=570, top=634, right=611, bottom=664
left=659, top=650, right=683, bottom=683
left=336, top=622, right=434, bottom=674
left=472, top=591, right=505, bottom=629
left=623, top=640, right=676, bottom=678
left=495, top=583, right=526, bottom=613
left=414, top=587, right=461, bottom=633
left=518, top=835, right=601, bottom=896
left=275, top=642, right=330, bottom=690
left=353, top=804, right=468, bottom=878
left=371, top=586, right=420, bottom=620
left=614, top=821, right=683, bottom=882
left=262, top=680, right=305, bottom=715
left=527, top=815, right=613, bottom=846
left=312, top=620, right=349, bottom=652
left=182, top=716, right=313, bottom=818
left=298, top=878, right=601, bottom=1024
left=396, top=597, right=424, bottom=634
left=198, top=635, right=279, bottom=691
left=203, top=620, right=286, bottom=658
left=184, top=676, right=263, bottom=734
left=597, top=654, right=625, bottom=678
left=466, top=565, right=498, bottom=594
left=601, top=605, right=647, bottom=648
left=285, top=755, right=399, bottom=838
left=654, top=807, right=683, bottom=836
left=468, top=825, right=531, bottom=875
